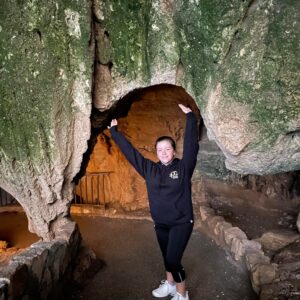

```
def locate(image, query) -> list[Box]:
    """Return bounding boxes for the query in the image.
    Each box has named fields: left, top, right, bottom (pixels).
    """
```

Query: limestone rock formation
left=0, top=1, right=92, bottom=239
left=1, top=0, right=299, bottom=239
left=256, top=230, right=300, bottom=253
left=94, top=0, right=300, bottom=174
left=260, top=239, right=300, bottom=299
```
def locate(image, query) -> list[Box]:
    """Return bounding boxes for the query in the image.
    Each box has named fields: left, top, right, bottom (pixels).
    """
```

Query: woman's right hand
left=178, top=104, right=192, bottom=114
left=108, top=119, right=118, bottom=128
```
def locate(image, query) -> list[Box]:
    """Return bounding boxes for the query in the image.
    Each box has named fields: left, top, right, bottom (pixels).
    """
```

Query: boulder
left=256, top=230, right=300, bottom=253
left=245, top=249, right=270, bottom=272
left=199, top=206, right=216, bottom=222
left=250, top=263, right=278, bottom=293
left=273, top=239, right=300, bottom=265
left=223, top=227, right=247, bottom=247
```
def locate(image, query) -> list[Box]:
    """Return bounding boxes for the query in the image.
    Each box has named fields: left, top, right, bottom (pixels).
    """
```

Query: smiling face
left=156, top=140, right=176, bottom=165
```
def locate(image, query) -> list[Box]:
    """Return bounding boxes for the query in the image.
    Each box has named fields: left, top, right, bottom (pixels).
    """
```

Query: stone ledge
left=0, top=220, right=82, bottom=299
left=250, top=263, right=278, bottom=294
left=71, top=204, right=153, bottom=222
left=197, top=203, right=298, bottom=297
left=71, top=204, right=106, bottom=215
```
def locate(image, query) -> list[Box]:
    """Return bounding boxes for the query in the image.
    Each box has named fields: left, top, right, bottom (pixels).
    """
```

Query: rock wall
left=0, top=1, right=92, bottom=239
left=94, top=0, right=300, bottom=174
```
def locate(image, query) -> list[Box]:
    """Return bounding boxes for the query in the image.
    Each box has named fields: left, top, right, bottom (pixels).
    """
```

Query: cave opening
left=73, top=84, right=201, bottom=214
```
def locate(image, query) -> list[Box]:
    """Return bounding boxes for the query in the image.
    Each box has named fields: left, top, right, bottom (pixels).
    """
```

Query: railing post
left=73, top=172, right=113, bottom=208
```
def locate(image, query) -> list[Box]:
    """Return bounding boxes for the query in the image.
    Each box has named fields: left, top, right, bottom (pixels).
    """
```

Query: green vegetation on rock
left=100, top=0, right=152, bottom=81
left=174, top=0, right=251, bottom=104
left=219, top=0, right=300, bottom=146
left=0, top=0, right=91, bottom=166
left=99, top=0, right=179, bottom=83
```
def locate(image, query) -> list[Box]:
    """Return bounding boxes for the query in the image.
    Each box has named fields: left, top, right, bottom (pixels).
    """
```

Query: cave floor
left=71, top=215, right=258, bottom=300
left=0, top=212, right=258, bottom=299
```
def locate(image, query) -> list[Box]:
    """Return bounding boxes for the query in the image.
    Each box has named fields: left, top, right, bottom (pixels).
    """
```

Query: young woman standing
left=109, top=104, right=199, bottom=300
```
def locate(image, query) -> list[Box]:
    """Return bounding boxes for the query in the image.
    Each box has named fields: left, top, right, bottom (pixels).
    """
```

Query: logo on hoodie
left=169, top=171, right=179, bottom=179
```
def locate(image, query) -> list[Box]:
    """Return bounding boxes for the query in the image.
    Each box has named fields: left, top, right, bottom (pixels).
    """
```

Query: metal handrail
left=73, top=172, right=113, bottom=207
left=1, top=172, right=112, bottom=207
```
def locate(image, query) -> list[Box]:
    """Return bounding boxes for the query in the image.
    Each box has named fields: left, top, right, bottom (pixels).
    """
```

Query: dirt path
left=72, top=216, right=258, bottom=300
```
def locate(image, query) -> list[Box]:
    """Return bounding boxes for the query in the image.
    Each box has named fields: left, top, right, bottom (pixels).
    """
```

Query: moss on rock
left=95, top=0, right=299, bottom=174
left=0, top=0, right=91, bottom=164
left=174, top=0, right=251, bottom=103
left=100, top=0, right=152, bottom=81
left=218, top=0, right=300, bottom=146
left=98, top=0, right=179, bottom=84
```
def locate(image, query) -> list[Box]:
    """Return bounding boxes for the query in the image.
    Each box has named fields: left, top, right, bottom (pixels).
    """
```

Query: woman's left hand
left=178, top=104, right=192, bottom=114
left=108, top=119, right=118, bottom=129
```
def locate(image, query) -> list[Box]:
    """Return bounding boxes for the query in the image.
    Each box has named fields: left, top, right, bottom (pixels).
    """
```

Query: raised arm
left=179, top=104, right=199, bottom=174
left=109, top=119, right=152, bottom=178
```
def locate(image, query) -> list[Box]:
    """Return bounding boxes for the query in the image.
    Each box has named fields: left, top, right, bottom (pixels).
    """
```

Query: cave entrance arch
left=74, top=84, right=200, bottom=213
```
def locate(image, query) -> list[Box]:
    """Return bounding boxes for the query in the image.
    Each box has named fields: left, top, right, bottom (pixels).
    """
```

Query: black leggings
left=154, top=222, right=193, bottom=283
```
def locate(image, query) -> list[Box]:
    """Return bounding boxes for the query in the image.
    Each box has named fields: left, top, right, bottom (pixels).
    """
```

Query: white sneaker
left=171, top=291, right=189, bottom=300
left=152, top=280, right=176, bottom=298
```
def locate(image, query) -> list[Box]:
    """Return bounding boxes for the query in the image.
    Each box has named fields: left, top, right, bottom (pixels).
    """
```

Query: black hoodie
left=110, top=112, right=199, bottom=225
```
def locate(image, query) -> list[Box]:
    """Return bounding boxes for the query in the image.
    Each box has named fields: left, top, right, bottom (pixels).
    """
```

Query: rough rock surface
left=256, top=230, right=300, bottom=253
left=94, top=0, right=300, bottom=174
left=0, top=1, right=92, bottom=239
left=273, top=238, right=300, bottom=265
left=260, top=239, right=300, bottom=299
